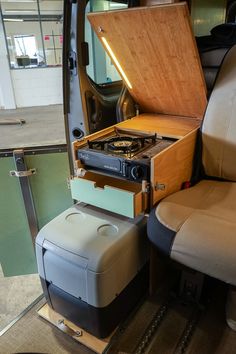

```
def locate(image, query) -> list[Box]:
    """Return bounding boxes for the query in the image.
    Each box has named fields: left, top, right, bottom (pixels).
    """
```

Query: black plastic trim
left=0, top=144, right=67, bottom=158
left=63, top=0, right=72, bottom=115
left=147, top=208, right=176, bottom=256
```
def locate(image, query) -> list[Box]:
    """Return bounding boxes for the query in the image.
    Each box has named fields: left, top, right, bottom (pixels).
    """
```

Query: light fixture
left=101, top=37, right=132, bottom=90
left=3, top=0, right=37, bottom=2
left=109, top=3, right=127, bottom=9
left=4, top=18, right=24, bottom=22
left=4, top=10, right=36, bottom=13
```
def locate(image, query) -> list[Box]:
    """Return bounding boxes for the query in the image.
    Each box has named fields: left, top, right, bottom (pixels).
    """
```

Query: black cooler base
left=41, top=264, right=148, bottom=338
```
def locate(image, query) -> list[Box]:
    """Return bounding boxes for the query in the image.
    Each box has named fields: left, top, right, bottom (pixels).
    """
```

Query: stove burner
left=107, top=137, right=140, bottom=154
left=87, top=132, right=157, bottom=156
left=78, top=130, right=176, bottom=183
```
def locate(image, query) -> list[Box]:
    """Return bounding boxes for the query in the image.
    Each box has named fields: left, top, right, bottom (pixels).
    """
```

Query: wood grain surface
left=118, top=113, right=201, bottom=137
left=151, top=128, right=198, bottom=205
left=88, top=3, right=207, bottom=118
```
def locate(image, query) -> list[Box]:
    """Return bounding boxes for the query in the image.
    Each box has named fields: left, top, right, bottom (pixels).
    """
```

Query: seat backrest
left=199, top=48, right=229, bottom=93
left=202, top=45, right=236, bottom=181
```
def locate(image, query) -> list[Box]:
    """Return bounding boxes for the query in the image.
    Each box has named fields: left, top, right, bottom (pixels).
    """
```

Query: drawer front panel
left=70, top=178, right=141, bottom=218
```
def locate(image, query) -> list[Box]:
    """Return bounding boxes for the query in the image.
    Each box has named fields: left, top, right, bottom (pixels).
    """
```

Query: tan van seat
left=147, top=45, right=236, bottom=330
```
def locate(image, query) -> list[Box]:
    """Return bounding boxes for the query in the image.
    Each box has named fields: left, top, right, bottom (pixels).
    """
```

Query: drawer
left=70, top=173, right=145, bottom=218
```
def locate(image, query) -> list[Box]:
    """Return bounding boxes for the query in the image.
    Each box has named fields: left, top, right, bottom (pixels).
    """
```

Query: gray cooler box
left=36, top=203, right=149, bottom=338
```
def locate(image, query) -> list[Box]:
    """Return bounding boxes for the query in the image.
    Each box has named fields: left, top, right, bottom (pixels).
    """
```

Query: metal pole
left=37, top=0, right=47, bottom=66
left=11, top=149, right=39, bottom=242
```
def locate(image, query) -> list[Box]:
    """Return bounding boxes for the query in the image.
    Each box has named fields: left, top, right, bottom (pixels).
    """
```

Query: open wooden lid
left=87, top=3, right=207, bottom=119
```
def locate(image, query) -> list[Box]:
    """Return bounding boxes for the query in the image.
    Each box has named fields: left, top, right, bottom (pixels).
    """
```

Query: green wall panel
left=0, top=152, right=73, bottom=277
left=26, top=152, right=72, bottom=229
left=0, top=157, right=36, bottom=277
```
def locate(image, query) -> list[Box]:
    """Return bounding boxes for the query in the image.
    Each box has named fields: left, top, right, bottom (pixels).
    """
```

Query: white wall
left=0, top=17, right=16, bottom=109
left=4, top=20, right=63, bottom=67
left=11, top=67, right=63, bottom=107
left=0, top=0, right=63, bottom=109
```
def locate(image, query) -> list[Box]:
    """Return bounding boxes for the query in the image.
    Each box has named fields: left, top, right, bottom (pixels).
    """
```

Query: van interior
left=1, top=1, right=236, bottom=353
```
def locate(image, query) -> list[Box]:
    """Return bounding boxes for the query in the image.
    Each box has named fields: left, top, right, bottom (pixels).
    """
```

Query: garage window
left=0, top=0, right=63, bottom=69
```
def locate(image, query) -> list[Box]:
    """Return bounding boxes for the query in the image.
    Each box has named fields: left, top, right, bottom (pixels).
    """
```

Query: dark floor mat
left=1, top=281, right=236, bottom=354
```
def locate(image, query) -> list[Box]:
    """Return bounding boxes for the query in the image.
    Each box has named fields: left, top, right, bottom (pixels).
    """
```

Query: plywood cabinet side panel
left=151, top=128, right=198, bottom=205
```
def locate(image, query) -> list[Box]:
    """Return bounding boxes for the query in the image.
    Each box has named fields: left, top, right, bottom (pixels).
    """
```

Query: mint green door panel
left=0, top=152, right=73, bottom=277
left=26, top=153, right=72, bottom=229
left=0, top=157, right=36, bottom=277
left=70, top=178, right=135, bottom=218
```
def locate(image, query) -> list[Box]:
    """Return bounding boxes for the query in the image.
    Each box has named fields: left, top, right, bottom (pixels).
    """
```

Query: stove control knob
left=131, top=166, right=143, bottom=180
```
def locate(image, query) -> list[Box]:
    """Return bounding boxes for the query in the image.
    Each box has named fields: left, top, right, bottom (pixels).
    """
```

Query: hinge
left=142, top=180, right=150, bottom=193
left=75, top=168, right=87, bottom=177
left=154, top=183, right=166, bottom=191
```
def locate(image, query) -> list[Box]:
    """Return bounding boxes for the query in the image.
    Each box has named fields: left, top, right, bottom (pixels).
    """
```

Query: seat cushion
left=147, top=180, right=236, bottom=285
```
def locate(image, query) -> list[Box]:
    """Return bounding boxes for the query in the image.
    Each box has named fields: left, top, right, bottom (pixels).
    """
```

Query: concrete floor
left=0, top=105, right=66, bottom=150
left=0, top=264, right=42, bottom=332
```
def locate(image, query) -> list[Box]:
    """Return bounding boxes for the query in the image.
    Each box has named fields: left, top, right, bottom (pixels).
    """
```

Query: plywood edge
left=37, top=303, right=111, bottom=354
left=87, top=1, right=186, bottom=18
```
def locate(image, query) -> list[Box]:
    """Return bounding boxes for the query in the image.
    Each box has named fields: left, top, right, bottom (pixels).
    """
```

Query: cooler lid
left=87, top=3, right=207, bottom=119
left=36, top=205, right=145, bottom=273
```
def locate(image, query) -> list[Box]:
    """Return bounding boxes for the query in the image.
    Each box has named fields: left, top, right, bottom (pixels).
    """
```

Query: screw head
left=98, top=26, right=104, bottom=33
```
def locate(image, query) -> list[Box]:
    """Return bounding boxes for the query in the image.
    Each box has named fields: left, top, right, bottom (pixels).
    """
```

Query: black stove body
left=77, top=128, right=176, bottom=183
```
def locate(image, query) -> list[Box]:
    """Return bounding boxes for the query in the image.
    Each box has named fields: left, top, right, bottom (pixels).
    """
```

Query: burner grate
left=107, top=137, right=140, bottom=154
left=87, top=133, right=157, bottom=155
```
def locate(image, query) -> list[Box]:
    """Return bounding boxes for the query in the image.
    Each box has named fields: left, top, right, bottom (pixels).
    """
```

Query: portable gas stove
left=77, top=128, right=176, bottom=183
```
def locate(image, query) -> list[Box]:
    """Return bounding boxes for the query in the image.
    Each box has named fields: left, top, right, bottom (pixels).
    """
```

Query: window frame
left=84, top=0, right=129, bottom=87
